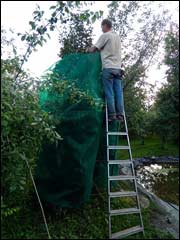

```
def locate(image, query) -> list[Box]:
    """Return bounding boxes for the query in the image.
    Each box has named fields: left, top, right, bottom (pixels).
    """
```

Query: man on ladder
left=87, top=19, right=124, bottom=122
left=87, top=19, right=144, bottom=239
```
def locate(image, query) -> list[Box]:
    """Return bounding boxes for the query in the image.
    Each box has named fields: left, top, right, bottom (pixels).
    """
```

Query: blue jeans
left=102, top=68, right=124, bottom=117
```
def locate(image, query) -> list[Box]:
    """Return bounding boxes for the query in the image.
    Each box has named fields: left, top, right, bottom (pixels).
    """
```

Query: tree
left=107, top=1, right=172, bottom=137
left=153, top=25, right=179, bottom=145
left=15, top=1, right=103, bottom=80
left=1, top=30, right=61, bottom=219
left=59, top=13, right=93, bottom=57
left=1, top=1, right=103, bottom=219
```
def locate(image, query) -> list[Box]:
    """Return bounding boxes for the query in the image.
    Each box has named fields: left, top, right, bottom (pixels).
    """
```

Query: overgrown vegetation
left=1, top=191, right=175, bottom=239
left=1, top=39, right=62, bottom=225
left=117, top=136, right=179, bottom=160
left=1, top=1, right=179, bottom=239
left=59, top=13, right=93, bottom=57
left=152, top=26, right=179, bottom=145
left=1, top=1, right=103, bottom=227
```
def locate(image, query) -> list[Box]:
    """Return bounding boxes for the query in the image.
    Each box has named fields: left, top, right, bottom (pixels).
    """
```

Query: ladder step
left=108, top=146, right=130, bottom=150
left=109, top=175, right=135, bottom=180
left=108, top=132, right=127, bottom=136
left=109, top=191, right=137, bottom=197
left=110, top=208, right=140, bottom=216
left=111, top=225, right=143, bottom=239
left=108, top=160, right=132, bottom=164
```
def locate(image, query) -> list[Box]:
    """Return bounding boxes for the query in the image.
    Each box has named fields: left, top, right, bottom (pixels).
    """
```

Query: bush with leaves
left=1, top=1, right=104, bottom=220
left=59, top=13, right=93, bottom=58
left=1, top=55, right=62, bottom=219
left=38, top=71, right=104, bottom=118
left=152, top=25, right=179, bottom=145
left=107, top=1, right=172, bottom=136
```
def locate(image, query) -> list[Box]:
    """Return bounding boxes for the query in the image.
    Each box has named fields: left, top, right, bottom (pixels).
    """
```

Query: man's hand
left=86, top=46, right=98, bottom=53
left=86, top=47, right=90, bottom=53
left=120, top=69, right=125, bottom=78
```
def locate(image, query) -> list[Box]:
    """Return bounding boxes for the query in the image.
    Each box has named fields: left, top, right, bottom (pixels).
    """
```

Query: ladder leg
left=105, top=95, right=145, bottom=239
left=105, top=101, right=111, bottom=238
left=123, top=109, right=145, bottom=236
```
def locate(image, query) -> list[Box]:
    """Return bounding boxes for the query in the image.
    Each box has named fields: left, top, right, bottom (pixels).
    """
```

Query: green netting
left=35, top=52, right=119, bottom=208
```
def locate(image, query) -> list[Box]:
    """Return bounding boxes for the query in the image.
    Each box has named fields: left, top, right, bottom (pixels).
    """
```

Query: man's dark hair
left=101, top=19, right=112, bottom=28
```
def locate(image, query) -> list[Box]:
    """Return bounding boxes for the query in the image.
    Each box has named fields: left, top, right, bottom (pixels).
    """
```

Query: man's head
left=101, top=19, right=112, bottom=33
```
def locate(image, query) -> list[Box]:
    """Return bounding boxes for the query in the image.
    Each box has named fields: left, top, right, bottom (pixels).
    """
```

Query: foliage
left=1, top=1, right=104, bottom=220
left=117, top=136, right=179, bottom=159
left=1, top=32, right=61, bottom=219
left=59, top=13, right=93, bottom=58
left=1, top=1, right=178, bottom=238
left=107, top=1, right=171, bottom=136
left=1, top=198, right=20, bottom=221
left=1, top=193, right=175, bottom=239
left=39, top=71, right=104, bottom=112
left=152, top=25, right=179, bottom=145
left=16, top=1, right=103, bottom=79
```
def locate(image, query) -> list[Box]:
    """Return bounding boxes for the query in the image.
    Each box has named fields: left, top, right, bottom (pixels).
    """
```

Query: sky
left=1, top=1, right=179, bottom=100
left=1, top=1, right=109, bottom=76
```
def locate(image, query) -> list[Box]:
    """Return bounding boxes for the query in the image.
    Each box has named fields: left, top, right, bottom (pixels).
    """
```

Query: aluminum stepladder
left=105, top=102, right=144, bottom=239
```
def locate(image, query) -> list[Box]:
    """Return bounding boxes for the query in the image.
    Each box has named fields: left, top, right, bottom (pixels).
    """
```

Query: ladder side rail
left=123, top=109, right=145, bottom=234
left=105, top=101, right=112, bottom=238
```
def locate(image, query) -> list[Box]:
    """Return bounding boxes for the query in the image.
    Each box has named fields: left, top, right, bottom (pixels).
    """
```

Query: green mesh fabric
left=35, top=52, right=119, bottom=208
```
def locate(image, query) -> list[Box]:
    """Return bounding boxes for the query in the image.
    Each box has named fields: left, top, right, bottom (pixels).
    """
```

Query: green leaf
left=99, top=10, right=103, bottom=16
left=95, top=12, right=99, bottom=18
left=75, top=1, right=80, bottom=7
left=3, top=101, right=13, bottom=110
left=80, top=14, right=87, bottom=21
left=21, top=35, right=26, bottom=41
left=52, top=12, right=56, bottom=17
left=50, top=25, right=55, bottom=31
left=46, top=33, right=51, bottom=39
left=33, top=10, right=39, bottom=15
left=29, top=21, right=36, bottom=30
left=55, top=132, right=63, bottom=140
left=92, top=15, right=96, bottom=23
left=65, top=7, right=69, bottom=13
left=31, top=122, right=38, bottom=126
left=50, top=5, right=57, bottom=10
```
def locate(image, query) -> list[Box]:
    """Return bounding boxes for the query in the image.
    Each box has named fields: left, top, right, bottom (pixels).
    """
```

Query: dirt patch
left=150, top=207, right=179, bottom=239
left=138, top=184, right=179, bottom=239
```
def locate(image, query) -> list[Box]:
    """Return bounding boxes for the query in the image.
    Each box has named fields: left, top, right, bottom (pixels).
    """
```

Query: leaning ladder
left=105, top=103, right=144, bottom=239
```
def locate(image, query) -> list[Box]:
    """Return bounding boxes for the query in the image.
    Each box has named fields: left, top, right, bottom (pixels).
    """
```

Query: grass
left=2, top=135, right=178, bottom=239
left=115, top=135, right=179, bottom=159
left=130, top=136, right=179, bottom=158
left=1, top=190, right=175, bottom=239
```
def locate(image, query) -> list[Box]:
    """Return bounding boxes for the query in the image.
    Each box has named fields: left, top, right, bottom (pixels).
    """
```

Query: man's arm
left=87, top=33, right=108, bottom=53
left=86, top=46, right=98, bottom=53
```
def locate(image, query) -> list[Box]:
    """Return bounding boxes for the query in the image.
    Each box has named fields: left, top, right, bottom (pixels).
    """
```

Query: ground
left=2, top=136, right=178, bottom=239
left=1, top=191, right=175, bottom=239
left=130, top=136, right=179, bottom=158
left=150, top=207, right=179, bottom=239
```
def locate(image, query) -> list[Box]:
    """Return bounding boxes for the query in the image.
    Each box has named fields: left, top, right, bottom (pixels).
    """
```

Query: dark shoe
left=108, top=115, right=116, bottom=122
left=116, top=114, right=124, bottom=121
